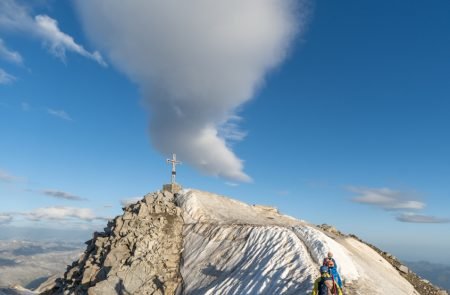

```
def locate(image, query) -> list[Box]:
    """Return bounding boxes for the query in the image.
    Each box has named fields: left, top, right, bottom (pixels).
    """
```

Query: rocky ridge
left=40, top=190, right=183, bottom=295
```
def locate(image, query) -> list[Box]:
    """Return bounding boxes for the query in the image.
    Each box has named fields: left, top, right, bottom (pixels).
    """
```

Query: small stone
left=138, top=204, right=149, bottom=218
left=154, top=205, right=162, bottom=214
left=123, top=212, right=133, bottom=220
left=163, top=191, right=173, bottom=198
left=398, top=265, right=409, bottom=274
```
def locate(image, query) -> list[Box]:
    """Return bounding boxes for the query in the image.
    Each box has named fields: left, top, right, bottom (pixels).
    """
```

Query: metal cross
left=166, top=153, right=181, bottom=184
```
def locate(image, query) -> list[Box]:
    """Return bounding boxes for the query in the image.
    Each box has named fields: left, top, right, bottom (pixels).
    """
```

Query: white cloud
left=24, top=206, right=96, bottom=221
left=0, top=68, right=16, bottom=84
left=75, top=0, right=309, bottom=182
left=0, top=213, right=13, bottom=225
left=46, top=108, right=72, bottom=121
left=1, top=206, right=109, bottom=225
left=218, top=115, right=247, bottom=143
left=0, top=38, right=23, bottom=64
left=225, top=182, right=239, bottom=187
left=120, top=197, right=142, bottom=207
left=34, top=15, right=106, bottom=66
left=0, top=0, right=106, bottom=66
left=0, top=169, right=18, bottom=182
left=349, top=187, right=425, bottom=210
left=41, top=189, right=86, bottom=201
left=396, top=213, right=450, bottom=224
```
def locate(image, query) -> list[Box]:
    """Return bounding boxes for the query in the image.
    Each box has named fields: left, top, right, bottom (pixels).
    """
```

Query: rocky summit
left=40, top=190, right=183, bottom=295
left=28, top=189, right=448, bottom=295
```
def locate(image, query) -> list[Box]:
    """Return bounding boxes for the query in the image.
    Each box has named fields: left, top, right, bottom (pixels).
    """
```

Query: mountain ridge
left=2, top=188, right=448, bottom=295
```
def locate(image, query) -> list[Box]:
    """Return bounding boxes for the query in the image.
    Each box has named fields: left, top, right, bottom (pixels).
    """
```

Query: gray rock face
left=42, top=191, right=184, bottom=295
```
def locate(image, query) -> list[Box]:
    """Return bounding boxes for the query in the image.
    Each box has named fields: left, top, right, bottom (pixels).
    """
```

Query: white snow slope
left=176, top=189, right=419, bottom=295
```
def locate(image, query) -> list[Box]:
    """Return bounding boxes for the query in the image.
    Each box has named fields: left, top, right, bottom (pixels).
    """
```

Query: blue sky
left=1, top=0, right=449, bottom=263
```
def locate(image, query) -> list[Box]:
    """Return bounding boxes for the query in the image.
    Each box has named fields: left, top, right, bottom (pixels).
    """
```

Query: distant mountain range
left=0, top=240, right=82, bottom=289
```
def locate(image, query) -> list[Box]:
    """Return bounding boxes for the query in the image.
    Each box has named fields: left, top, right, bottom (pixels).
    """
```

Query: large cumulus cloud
left=75, top=0, right=308, bottom=181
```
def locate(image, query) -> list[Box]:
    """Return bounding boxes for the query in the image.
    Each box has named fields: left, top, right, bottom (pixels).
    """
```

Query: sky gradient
left=1, top=0, right=449, bottom=263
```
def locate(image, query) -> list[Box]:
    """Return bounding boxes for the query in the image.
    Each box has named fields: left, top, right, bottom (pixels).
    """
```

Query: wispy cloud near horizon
left=0, top=169, right=20, bottom=182
left=348, top=186, right=450, bottom=224
left=396, top=213, right=450, bottom=224
left=0, top=38, right=23, bottom=64
left=0, top=68, right=16, bottom=84
left=24, top=206, right=97, bottom=221
left=348, top=186, right=425, bottom=210
left=41, top=189, right=87, bottom=201
left=46, top=108, right=72, bottom=121
left=1, top=207, right=108, bottom=223
left=0, top=213, right=13, bottom=225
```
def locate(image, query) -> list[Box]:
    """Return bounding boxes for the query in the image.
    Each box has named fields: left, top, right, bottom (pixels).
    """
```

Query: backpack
left=323, top=257, right=336, bottom=266
left=318, top=277, right=335, bottom=295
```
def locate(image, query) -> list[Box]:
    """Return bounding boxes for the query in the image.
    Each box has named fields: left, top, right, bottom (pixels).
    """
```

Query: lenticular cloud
left=75, top=0, right=307, bottom=182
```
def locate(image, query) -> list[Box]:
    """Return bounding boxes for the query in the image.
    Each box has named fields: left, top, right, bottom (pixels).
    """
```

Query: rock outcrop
left=41, top=191, right=183, bottom=295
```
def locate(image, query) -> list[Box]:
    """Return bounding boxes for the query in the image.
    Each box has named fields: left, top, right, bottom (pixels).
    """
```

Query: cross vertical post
left=166, top=153, right=181, bottom=184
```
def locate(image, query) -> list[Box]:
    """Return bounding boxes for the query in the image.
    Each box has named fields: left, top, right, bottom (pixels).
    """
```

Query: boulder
left=398, top=265, right=409, bottom=274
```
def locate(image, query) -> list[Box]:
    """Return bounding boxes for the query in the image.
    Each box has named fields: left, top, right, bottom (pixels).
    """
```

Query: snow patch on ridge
left=293, top=225, right=360, bottom=281
left=182, top=224, right=317, bottom=294
left=176, top=189, right=419, bottom=295
left=177, top=189, right=304, bottom=226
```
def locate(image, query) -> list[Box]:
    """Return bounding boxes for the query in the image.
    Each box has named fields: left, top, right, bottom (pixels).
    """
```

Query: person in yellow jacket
left=312, top=265, right=343, bottom=295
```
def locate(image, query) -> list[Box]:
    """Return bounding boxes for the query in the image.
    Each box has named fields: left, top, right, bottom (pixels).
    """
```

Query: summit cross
left=166, top=153, right=181, bottom=184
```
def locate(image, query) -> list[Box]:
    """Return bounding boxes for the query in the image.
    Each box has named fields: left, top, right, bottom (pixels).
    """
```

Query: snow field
left=176, top=189, right=419, bottom=295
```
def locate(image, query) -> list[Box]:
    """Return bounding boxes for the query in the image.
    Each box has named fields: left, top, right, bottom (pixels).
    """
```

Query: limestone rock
left=41, top=191, right=184, bottom=295
left=163, top=183, right=182, bottom=194
left=318, top=223, right=341, bottom=235
left=398, top=265, right=409, bottom=274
